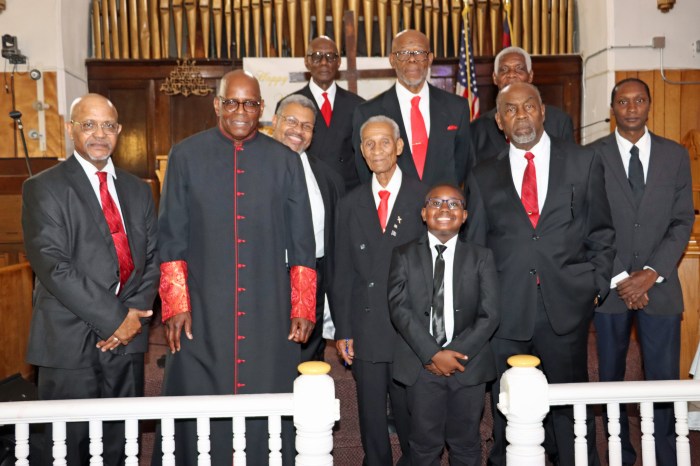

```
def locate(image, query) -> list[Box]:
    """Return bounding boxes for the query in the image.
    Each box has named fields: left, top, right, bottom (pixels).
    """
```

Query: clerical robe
left=157, top=127, right=316, bottom=465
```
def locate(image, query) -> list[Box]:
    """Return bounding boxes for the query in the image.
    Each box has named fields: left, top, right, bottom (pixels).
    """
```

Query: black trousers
left=352, top=359, right=411, bottom=466
left=300, top=257, right=327, bottom=362
left=35, top=352, right=144, bottom=466
left=407, top=370, right=484, bottom=466
left=595, top=310, right=681, bottom=466
left=488, top=288, right=599, bottom=466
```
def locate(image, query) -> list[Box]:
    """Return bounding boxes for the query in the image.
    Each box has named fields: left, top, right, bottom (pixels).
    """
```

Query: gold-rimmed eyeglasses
left=393, top=50, right=430, bottom=62
left=279, top=115, right=314, bottom=133
left=70, top=120, right=120, bottom=135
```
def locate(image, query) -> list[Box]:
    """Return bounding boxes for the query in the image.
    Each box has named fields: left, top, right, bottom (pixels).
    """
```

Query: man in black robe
left=157, top=70, right=317, bottom=465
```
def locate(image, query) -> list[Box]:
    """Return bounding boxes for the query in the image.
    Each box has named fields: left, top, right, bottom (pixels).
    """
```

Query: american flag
left=455, top=12, right=480, bottom=121
left=502, top=2, right=513, bottom=48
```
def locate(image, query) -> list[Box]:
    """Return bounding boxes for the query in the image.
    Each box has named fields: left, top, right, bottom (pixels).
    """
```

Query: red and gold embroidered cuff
left=290, top=265, right=317, bottom=322
left=159, top=260, right=191, bottom=322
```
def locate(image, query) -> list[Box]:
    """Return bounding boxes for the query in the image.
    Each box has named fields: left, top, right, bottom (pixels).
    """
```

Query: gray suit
left=590, top=131, right=695, bottom=466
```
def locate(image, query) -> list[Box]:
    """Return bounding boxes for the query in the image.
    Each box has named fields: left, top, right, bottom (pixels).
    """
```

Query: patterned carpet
left=141, top=322, right=700, bottom=465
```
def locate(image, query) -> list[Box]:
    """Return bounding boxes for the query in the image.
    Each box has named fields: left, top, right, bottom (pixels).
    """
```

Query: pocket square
left=447, top=125, right=458, bottom=131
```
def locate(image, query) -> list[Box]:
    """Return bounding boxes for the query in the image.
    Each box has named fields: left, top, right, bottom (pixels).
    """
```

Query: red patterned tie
left=97, top=171, right=134, bottom=291
left=377, top=190, right=390, bottom=232
left=521, top=152, right=539, bottom=228
left=410, top=96, right=428, bottom=179
left=321, top=92, right=332, bottom=127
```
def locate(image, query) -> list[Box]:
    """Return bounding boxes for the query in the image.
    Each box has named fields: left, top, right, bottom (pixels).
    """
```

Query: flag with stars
left=455, top=11, right=480, bottom=121
left=502, top=2, right=513, bottom=48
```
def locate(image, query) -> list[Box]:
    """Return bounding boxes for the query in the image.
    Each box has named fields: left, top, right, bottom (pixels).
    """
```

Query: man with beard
left=466, top=82, right=614, bottom=466
left=352, top=29, right=474, bottom=187
left=334, top=116, right=428, bottom=465
left=157, top=70, right=317, bottom=465
left=279, top=36, right=365, bottom=190
left=590, top=78, right=694, bottom=466
left=272, top=94, right=345, bottom=362
left=22, top=93, right=159, bottom=465
left=470, top=46, right=574, bottom=164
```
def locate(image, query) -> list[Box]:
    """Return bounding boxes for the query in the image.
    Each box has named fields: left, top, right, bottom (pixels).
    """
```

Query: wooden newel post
left=293, top=361, right=340, bottom=466
left=498, top=354, right=549, bottom=465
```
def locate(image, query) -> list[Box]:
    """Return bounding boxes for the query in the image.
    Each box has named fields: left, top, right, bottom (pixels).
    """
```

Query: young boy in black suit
left=388, top=184, right=500, bottom=465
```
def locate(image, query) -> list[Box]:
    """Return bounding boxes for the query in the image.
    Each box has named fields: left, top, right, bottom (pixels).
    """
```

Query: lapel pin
left=397, top=216, right=402, bottom=224
left=360, top=244, right=366, bottom=250
left=391, top=231, right=397, bottom=237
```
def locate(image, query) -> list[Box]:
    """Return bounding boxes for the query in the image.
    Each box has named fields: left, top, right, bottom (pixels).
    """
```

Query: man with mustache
left=352, top=29, right=474, bottom=187
left=157, top=70, right=317, bottom=464
left=22, top=93, right=159, bottom=465
left=466, top=82, right=614, bottom=466
left=272, top=94, right=345, bottom=362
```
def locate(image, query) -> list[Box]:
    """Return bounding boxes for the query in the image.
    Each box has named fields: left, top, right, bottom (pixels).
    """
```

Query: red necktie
left=410, top=96, right=428, bottom=179
left=521, top=152, right=539, bottom=228
left=377, top=190, right=390, bottom=232
left=321, top=92, right=332, bottom=127
left=97, top=171, right=134, bottom=291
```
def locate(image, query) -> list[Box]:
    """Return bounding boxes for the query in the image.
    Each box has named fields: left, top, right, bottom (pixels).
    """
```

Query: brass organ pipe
left=92, top=0, right=102, bottom=58
left=363, top=0, right=373, bottom=56
left=413, top=0, right=422, bottom=32
left=521, top=0, right=530, bottom=52
left=347, top=0, right=359, bottom=47
left=287, top=0, right=297, bottom=56
left=252, top=0, right=261, bottom=57
left=378, top=0, right=388, bottom=56
left=173, top=0, right=184, bottom=58
left=150, top=0, right=161, bottom=58
left=184, top=0, right=197, bottom=58
left=212, top=0, right=223, bottom=58
left=402, top=0, right=412, bottom=30
left=302, top=0, right=312, bottom=54
left=242, top=0, right=250, bottom=56
left=550, top=0, right=558, bottom=54
left=120, top=0, right=129, bottom=56
left=331, top=0, right=344, bottom=52
left=315, top=0, right=327, bottom=36
left=566, top=0, right=573, bottom=53
left=489, top=0, right=500, bottom=55
left=160, top=0, right=170, bottom=58
left=475, top=0, right=486, bottom=55
left=233, top=0, right=241, bottom=58
left=101, top=0, right=111, bottom=58
left=200, top=0, right=211, bottom=58
left=138, top=0, right=151, bottom=58
left=274, top=0, right=284, bottom=56
left=532, top=0, right=540, bottom=54
left=441, top=0, right=449, bottom=57
left=109, top=0, right=120, bottom=58
left=129, top=0, right=140, bottom=58
left=512, top=0, right=520, bottom=47
left=450, top=0, right=460, bottom=59
left=262, top=0, right=272, bottom=56
left=541, top=0, right=549, bottom=55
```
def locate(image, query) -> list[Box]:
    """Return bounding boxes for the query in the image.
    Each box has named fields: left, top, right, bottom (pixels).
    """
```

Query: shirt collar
left=614, top=126, right=650, bottom=154
left=509, top=131, right=551, bottom=161
left=428, top=231, right=459, bottom=250
left=372, top=165, right=403, bottom=197
left=309, top=79, right=337, bottom=104
left=395, top=80, right=429, bottom=103
left=73, top=151, right=117, bottom=179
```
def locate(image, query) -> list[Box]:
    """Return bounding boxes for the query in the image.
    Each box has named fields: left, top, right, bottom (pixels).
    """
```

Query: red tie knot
left=524, top=151, right=535, bottom=161
left=96, top=171, right=108, bottom=183
left=411, top=95, right=420, bottom=107
left=379, top=190, right=390, bottom=201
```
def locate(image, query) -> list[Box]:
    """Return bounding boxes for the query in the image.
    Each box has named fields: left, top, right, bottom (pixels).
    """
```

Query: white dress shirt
left=300, top=151, right=326, bottom=258
left=371, top=166, right=403, bottom=221
left=395, top=82, right=431, bottom=154
left=309, top=79, right=337, bottom=111
left=428, top=232, right=457, bottom=346
left=508, top=131, right=551, bottom=213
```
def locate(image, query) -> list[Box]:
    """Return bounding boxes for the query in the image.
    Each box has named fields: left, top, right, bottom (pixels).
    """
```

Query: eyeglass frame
left=393, top=50, right=431, bottom=62
left=306, top=51, right=340, bottom=64
left=70, top=120, right=121, bottom=135
left=218, top=96, right=263, bottom=113
left=278, top=114, right=315, bottom=133
left=424, top=197, right=466, bottom=210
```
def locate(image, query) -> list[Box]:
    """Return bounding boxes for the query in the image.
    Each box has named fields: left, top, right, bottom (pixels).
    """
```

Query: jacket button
left=634, top=223, right=640, bottom=228
left=360, top=244, right=366, bottom=250
left=339, top=157, right=345, bottom=162
left=365, top=307, right=370, bottom=312
left=529, top=269, right=537, bottom=275
left=531, top=234, right=539, bottom=241
left=368, top=282, right=374, bottom=288
left=634, top=253, right=639, bottom=258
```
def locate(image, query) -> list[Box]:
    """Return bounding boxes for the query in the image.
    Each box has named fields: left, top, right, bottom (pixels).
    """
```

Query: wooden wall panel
left=0, top=72, right=64, bottom=158
left=0, top=262, right=34, bottom=381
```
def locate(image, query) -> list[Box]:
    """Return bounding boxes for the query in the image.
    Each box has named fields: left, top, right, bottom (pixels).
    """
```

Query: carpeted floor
left=141, top=322, right=700, bottom=465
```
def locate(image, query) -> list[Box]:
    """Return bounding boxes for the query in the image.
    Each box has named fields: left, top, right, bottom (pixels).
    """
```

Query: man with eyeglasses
left=334, top=115, right=428, bottom=465
left=22, top=93, right=159, bottom=465
left=588, top=78, right=694, bottom=466
left=278, top=36, right=365, bottom=190
left=470, top=46, right=574, bottom=164
left=352, top=29, right=474, bottom=188
left=388, top=184, right=499, bottom=465
left=157, top=70, right=317, bottom=465
left=272, top=94, right=345, bottom=363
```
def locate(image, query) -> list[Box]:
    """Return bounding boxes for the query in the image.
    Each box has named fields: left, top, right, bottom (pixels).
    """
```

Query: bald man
left=158, top=70, right=317, bottom=464
left=22, top=93, right=159, bottom=465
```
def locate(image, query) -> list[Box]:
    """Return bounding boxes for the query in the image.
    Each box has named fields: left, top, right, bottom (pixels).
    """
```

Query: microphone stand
left=9, top=110, right=33, bottom=177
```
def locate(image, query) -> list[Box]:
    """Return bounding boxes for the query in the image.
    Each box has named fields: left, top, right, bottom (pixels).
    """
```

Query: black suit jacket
left=332, top=176, right=429, bottom=362
left=306, top=153, right=345, bottom=301
left=589, top=132, right=695, bottom=316
left=388, top=235, right=499, bottom=386
left=470, top=105, right=574, bottom=164
left=352, top=83, right=474, bottom=187
left=466, top=138, right=615, bottom=340
left=22, top=155, right=159, bottom=369
left=281, top=84, right=365, bottom=190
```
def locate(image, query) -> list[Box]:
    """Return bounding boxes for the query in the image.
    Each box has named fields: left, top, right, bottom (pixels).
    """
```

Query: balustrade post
left=498, top=354, right=549, bottom=465
left=293, top=361, right=340, bottom=466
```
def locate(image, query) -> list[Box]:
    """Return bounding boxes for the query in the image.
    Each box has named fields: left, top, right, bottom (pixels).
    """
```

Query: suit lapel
left=494, top=152, right=533, bottom=228
left=600, top=134, right=638, bottom=208
left=425, top=85, right=447, bottom=182
left=451, top=239, right=468, bottom=329
left=539, top=141, right=566, bottom=223
left=114, top=171, right=139, bottom=289
left=418, top=235, right=434, bottom=300
left=357, top=185, right=384, bottom=241
left=644, top=134, right=663, bottom=194
left=382, top=89, right=419, bottom=180
left=64, top=156, right=119, bottom=261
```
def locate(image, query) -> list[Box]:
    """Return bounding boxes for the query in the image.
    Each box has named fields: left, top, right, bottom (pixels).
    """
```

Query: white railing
left=498, top=354, right=700, bottom=466
left=0, top=361, right=340, bottom=465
